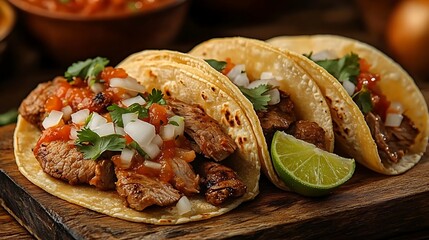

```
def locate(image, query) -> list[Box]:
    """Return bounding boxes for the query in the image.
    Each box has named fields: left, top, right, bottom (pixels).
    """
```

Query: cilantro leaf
left=107, top=103, right=148, bottom=127
left=238, top=85, right=272, bottom=111
left=146, top=89, right=166, bottom=106
left=64, top=57, right=109, bottom=82
left=205, top=59, right=227, bottom=72
left=168, top=120, right=179, bottom=126
left=75, top=128, right=125, bottom=160
left=128, top=141, right=148, bottom=158
left=352, top=87, right=373, bottom=114
left=313, top=53, right=360, bottom=84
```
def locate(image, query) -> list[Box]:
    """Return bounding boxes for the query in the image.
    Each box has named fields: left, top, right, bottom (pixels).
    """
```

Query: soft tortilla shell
left=14, top=58, right=260, bottom=225
left=188, top=37, right=334, bottom=190
left=268, top=34, right=429, bottom=175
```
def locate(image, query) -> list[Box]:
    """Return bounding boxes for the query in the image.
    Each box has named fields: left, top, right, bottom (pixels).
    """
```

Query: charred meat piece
left=197, top=161, right=246, bottom=206
left=288, top=120, right=327, bottom=150
left=170, top=156, right=200, bottom=195
left=34, top=140, right=116, bottom=190
left=257, top=92, right=296, bottom=135
left=366, top=112, right=419, bottom=163
left=115, top=169, right=181, bottom=211
left=19, top=80, right=57, bottom=129
left=167, top=99, right=236, bottom=162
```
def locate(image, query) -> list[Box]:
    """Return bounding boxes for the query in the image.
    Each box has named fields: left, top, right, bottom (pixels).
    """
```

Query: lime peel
left=271, top=131, right=355, bottom=197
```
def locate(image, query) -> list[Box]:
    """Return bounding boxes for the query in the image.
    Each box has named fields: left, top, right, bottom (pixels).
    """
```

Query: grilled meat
left=197, top=161, right=246, bottom=206
left=167, top=99, right=237, bottom=162
left=170, top=156, right=200, bottom=195
left=34, top=140, right=116, bottom=190
left=115, top=169, right=181, bottom=211
left=288, top=120, right=327, bottom=150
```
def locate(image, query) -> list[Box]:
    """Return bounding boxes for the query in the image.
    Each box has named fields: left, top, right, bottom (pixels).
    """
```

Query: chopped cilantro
left=146, top=89, right=166, bottom=107
left=107, top=103, right=148, bottom=127
left=313, top=53, right=360, bottom=85
left=238, top=84, right=272, bottom=111
left=64, top=57, right=109, bottom=83
left=128, top=141, right=147, bottom=158
left=205, top=59, right=227, bottom=72
left=75, top=128, right=125, bottom=160
left=352, top=87, right=373, bottom=114
left=168, top=120, right=179, bottom=126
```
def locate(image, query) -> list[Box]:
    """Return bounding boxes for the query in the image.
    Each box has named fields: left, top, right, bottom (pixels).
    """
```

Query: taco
left=267, top=34, right=429, bottom=175
left=14, top=56, right=260, bottom=225
left=157, top=37, right=335, bottom=191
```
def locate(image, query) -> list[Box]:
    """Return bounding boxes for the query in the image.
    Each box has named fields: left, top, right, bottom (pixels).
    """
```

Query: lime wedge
left=271, top=131, right=355, bottom=197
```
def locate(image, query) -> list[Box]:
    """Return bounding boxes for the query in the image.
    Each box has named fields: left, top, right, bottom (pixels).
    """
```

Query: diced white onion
left=260, top=71, right=274, bottom=80
left=121, top=95, right=146, bottom=107
left=143, top=160, right=162, bottom=170
left=61, top=105, right=73, bottom=121
left=87, top=112, right=108, bottom=130
left=152, top=134, right=163, bottom=147
left=176, top=196, right=192, bottom=216
left=92, top=122, right=115, bottom=137
left=267, top=89, right=281, bottom=105
left=115, top=125, right=126, bottom=136
left=124, top=119, right=156, bottom=146
left=169, top=115, right=185, bottom=137
left=160, top=124, right=176, bottom=140
left=141, top=143, right=161, bottom=159
left=233, top=73, right=250, bottom=87
left=342, top=80, right=356, bottom=96
left=119, top=148, right=135, bottom=168
left=110, top=77, right=145, bottom=93
left=385, top=113, right=404, bottom=127
left=71, top=109, right=90, bottom=125
left=69, top=126, right=78, bottom=140
left=42, top=110, right=63, bottom=129
left=122, top=112, right=139, bottom=127
left=310, top=50, right=338, bottom=61
left=90, top=82, right=105, bottom=94
left=227, top=64, right=245, bottom=80
left=388, top=102, right=404, bottom=114
left=247, top=79, right=281, bottom=89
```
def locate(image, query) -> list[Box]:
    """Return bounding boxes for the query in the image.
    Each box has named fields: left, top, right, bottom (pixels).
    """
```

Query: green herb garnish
left=205, top=59, right=227, bottom=72
left=107, top=103, right=149, bottom=127
left=352, top=87, right=373, bottom=114
left=239, top=84, right=272, bottom=111
left=312, top=53, right=360, bottom=85
left=146, top=89, right=166, bottom=107
left=75, top=128, right=125, bottom=160
left=64, top=57, right=109, bottom=83
left=168, top=120, right=179, bottom=126
left=128, top=141, right=148, bottom=158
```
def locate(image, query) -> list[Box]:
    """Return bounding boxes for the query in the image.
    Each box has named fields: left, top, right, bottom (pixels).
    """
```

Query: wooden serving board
left=1, top=123, right=429, bottom=240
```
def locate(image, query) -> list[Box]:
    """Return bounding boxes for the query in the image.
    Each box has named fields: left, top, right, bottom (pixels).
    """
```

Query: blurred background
left=1, top=0, right=429, bottom=114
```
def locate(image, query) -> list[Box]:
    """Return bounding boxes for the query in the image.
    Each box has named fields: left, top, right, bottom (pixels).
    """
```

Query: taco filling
left=18, top=57, right=247, bottom=212
left=205, top=58, right=328, bottom=151
left=307, top=52, right=419, bottom=163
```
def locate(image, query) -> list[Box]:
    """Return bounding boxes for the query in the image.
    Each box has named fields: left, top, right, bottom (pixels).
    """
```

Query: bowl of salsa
left=8, top=0, right=189, bottom=65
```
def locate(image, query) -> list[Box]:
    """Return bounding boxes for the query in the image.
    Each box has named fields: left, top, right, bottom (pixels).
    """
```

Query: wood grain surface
left=1, top=112, right=429, bottom=240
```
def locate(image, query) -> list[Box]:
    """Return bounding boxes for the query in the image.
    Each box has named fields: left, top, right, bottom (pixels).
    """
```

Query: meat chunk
left=34, top=140, right=116, bottom=190
left=257, top=92, right=296, bottom=135
left=170, top=156, right=200, bottom=195
left=19, top=80, right=57, bottom=129
left=288, top=120, right=327, bottom=150
left=167, top=99, right=237, bottom=162
left=115, top=169, right=181, bottom=211
left=366, top=112, right=419, bottom=163
left=197, top=161, right=246, bottom=206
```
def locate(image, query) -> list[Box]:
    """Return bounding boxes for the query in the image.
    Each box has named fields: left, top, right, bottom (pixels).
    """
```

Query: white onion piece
left=115, top=125, right=126, bottom=136
left=71, top=109, right=90, bottom=125
left=267, top=89, right=281, bottom=105
left=385, top=113, right=404, bottom=127
left=69, top=127, right=78, bottom=140
left=124, top=119, right=156, bottom=146
left=311, top=50, right=338, bottom=61
left=141, top=143, right=161, bottom=159
left=233, top=73, right=250, bottom=87
left=342, top=80, right=356, bottom=96
left=160, top=124, right=176, bottom=140
left=91, top=82, right=105, bottom=94
left=169, top=115, right=185, bottom=137
left=388, top=102, right=404, bottom=114
left=143, top=160, right=162, bottom=170
left=121, top=95, right=146, bottom=107
left=87, top=112, right=108, bottom=130
left=247, top=79, right=281, bottom=89
left=110, top=77, right=145, bottom=93
left=152, top=134, right=163, bottom=147
left=227, top=64, right=245, bottom=80
left=122, top=112, right=139, bottom=127
left=260, top=71, right=274, bottom=80
left=176, top=196, right=192, bottom=216
left=42, top=110, right=63, bottom=129
left=92, top=122, right=115, bottom=137
left=61, top=105, right=73, bottom=121
left=119, top=148, right=135, bottom=168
